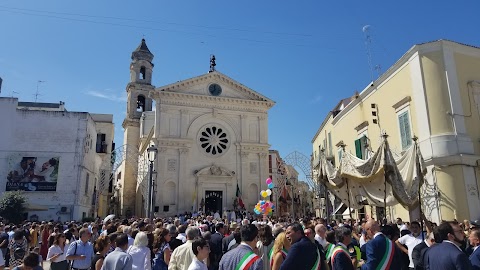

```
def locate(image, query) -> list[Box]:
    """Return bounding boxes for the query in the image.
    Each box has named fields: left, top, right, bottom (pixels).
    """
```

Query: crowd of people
left=0, top=211, right=478, bottom=270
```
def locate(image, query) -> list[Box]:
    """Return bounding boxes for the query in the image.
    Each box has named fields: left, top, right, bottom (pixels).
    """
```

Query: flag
left=236, top=184, right=245, bottom=208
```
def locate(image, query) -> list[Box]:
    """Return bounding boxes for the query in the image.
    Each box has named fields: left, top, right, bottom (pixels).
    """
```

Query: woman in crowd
left=152, top=228, right=172, bottom=270
left=91, top=235, right=111, bottom=270
left=127, top=232, right=152, bottom=270
left=257, top=225, right=274, bottom=270
left=46, top=233, right=68, bottom=270
left=187, top=237, right=210, bottom=270
left=270, top=232, right=291, bottom=270
left=9, top=230, right=28, bottom=268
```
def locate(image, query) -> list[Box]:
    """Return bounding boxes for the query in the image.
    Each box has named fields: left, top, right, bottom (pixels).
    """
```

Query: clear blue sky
left=1, top=1, right=479, bottom=179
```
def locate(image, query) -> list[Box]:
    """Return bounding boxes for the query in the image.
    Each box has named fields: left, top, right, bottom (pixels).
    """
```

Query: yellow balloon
left=261, top=191, right=267, bottom=197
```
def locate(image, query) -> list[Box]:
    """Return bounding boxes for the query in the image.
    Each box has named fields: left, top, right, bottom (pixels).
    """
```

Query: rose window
left=199, top=126, right=229, bottom=155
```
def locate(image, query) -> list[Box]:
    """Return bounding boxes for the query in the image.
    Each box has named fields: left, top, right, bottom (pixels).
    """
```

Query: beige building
left=312, top=40, right=480, bottom=223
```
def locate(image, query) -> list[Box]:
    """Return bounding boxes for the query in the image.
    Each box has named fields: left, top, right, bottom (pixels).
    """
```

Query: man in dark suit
left=424, top=221, right=471, bottom=270
left=218, top=224, right=262, bottom=270
left=469, top=229, right=480, bottom=270
left=209, top=223, right=225, bottom=270
left=360, top=219, right=402, bottom=270
left=330, top=227, right=355, bottom=270
left=280, top=223, right=320, bottom=270
left=222, top=222, right=238, bottom=254
left=412, top=232, right=435, bottom=270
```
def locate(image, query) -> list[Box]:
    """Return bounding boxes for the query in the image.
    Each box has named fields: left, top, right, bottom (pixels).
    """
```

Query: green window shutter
left=399, top=112, right=412, bottom=150
left=354, top=139, right=363, bottom=159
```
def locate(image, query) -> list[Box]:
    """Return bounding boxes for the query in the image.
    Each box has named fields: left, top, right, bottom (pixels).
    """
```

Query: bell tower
left=121, top=38, right=155, bottom=217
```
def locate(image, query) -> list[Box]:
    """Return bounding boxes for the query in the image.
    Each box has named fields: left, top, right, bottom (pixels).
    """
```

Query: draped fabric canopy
left=319, top=137, right=426, bottom=210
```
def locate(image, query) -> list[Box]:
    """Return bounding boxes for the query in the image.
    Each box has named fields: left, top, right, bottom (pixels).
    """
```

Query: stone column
left=178, top=148, right=189, bottom=213
left=241, top=151, right=249, bottom=207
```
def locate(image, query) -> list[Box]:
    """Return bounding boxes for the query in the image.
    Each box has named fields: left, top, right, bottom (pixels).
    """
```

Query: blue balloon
left=271, top=204, right=275, bottom=209
left=268, top=183, right=274, bottom=189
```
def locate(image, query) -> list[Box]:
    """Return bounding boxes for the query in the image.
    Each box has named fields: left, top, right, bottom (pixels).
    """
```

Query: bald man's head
left=315, top=224, right=327, bottom=237
left=365, top=219, right=380, bottom=237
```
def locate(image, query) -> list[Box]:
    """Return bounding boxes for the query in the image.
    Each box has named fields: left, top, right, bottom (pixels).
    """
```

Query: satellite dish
left=362, top=25, right=371, bottom=32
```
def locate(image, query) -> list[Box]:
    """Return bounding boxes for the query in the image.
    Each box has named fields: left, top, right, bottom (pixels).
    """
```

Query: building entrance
left=205, top=190, right=223, bottom=215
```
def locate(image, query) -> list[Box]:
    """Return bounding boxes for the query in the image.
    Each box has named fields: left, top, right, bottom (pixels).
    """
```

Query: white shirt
left=398, top=233, right=425, bottom=268
left=169, top=240, right=196, bottom=270
left=187, top=257, right=208, bottom=270
left=127, top=245, right=151, bottom=270
left=314, top=234, right=327, bottom=249
left=46, top=244, right=67, bottom=263
left=177, top=233, right=187, bottom=243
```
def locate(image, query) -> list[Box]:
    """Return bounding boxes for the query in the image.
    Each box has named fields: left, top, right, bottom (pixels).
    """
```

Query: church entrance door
left=205, top=191, right=223, bottom=215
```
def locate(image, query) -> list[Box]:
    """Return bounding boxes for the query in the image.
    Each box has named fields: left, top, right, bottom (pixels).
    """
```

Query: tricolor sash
left=311, top=249, right=322, bottom=270
left=376, top=237, right=395, bottom=270
left=325, top=243, right=335, bottom=261
left=235, top=250, right=260, bottom=270
left=330, top=245, right=350, bottom=268
left=269, top=248, right=288, bottom=268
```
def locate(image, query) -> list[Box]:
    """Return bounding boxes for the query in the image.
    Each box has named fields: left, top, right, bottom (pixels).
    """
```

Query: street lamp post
left=147, top=145, right=158, bottom=219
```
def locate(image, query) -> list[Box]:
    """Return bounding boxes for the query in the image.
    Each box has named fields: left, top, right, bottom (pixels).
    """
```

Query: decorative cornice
left=392, top=96, right=412, bottom=111
left=195, top=164, right=235, bottom=177
left=154, top=71, right=274, bottom=103
left=354, top=121, right=369, bottom=132
left=150, top=91, right=274, bottom=112
left=157, top=138, right=192, bottom=148
left=180, top=148, right=189, bottom=154
left=236, top=143, right=270, bottom=152
left=122, top=118, right=140, bottom=128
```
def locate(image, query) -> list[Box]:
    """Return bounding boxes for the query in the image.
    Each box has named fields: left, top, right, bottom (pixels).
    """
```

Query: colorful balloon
left=266, top=178, right=272, bottom=184
left=268, top=183, right=274, bottom=189
left=261, top=191, right=268, bottom=198
left=266, top=189, right=272, bottom=196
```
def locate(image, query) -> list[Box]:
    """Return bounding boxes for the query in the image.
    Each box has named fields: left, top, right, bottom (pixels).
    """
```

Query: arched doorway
left=204, top=190, right=223, bottom=215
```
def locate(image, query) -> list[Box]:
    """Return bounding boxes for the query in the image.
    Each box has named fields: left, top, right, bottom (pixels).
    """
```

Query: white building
left=117, top=39, right=275, bottom=217
left=0, top=98, right=114, bottom=221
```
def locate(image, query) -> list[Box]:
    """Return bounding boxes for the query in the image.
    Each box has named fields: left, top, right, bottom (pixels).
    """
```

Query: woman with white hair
left=127, top=231, right=152, bottom=270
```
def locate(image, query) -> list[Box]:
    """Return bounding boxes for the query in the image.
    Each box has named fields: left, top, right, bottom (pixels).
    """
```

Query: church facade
left=118, top=39, right=275, bottom=217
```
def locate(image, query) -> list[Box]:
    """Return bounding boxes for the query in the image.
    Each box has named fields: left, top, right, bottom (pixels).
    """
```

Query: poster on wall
left=6, top=156, right=59, bottom=191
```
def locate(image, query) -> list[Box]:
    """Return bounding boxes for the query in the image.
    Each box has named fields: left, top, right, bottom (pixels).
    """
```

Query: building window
left=140, top=66, right=146, bottom=80
left=96, top=133, right=107, bottom=153
left=198, top=125, right=229, bottom=156
left=137, top=95, right=146, bottom=112
left=337, top=148, right=343, bottom=163
left=328, top=132, right=333, bottom=156
left=85, top=173, right=89, bottom=195
left=354, top=135, right=368, bottom=159
left=398, top=110, right=412, bottom=150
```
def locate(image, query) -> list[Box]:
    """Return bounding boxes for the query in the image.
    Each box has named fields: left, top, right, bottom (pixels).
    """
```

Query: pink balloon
left=266, top=178, right=272, bottom=184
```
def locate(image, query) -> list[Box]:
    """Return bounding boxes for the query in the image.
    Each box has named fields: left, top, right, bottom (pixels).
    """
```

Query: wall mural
left=6, top=156, right=59, bottom=191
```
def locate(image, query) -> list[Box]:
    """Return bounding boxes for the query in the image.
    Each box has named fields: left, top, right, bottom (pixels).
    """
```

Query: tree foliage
left=0, top=191, right=27, bottom=224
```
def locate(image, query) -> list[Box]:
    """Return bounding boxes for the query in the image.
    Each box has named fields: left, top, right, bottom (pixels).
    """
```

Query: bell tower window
left=137, top=95, right=146, bottom=112
left=140, top=66, right=146, bottom=80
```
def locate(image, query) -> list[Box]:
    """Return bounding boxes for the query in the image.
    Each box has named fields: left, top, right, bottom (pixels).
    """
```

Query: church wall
left=152, top=101, right=269, bottom=216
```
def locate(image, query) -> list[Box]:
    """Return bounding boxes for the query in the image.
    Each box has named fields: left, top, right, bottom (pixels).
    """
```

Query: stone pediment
left=153, top=71, right=274, bottom=106
left=195, top=165, right=235, bottom=177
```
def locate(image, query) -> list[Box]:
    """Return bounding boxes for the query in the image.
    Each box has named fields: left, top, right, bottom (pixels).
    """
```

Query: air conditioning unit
left=60, top=206, right=70, bottom=214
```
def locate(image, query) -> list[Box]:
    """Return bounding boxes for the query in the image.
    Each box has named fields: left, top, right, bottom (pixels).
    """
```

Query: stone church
left=119, top=39, right=275, bottom=217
